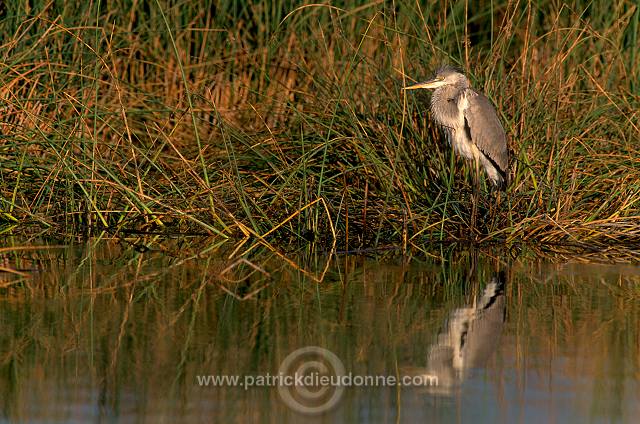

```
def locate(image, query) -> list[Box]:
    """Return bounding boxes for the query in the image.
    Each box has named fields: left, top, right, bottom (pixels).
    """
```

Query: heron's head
left=403, top=66, right=469, bottom=91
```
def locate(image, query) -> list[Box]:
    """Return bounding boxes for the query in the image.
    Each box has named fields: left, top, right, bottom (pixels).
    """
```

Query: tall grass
left=0, top=1, right=638, bottom=251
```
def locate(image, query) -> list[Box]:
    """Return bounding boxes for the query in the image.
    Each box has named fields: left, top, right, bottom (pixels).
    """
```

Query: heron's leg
left=492, top=187, right=501, bottom=223
left=471, top=157, right=480, bottom=237
left=488, top=180, right=503, bottom=229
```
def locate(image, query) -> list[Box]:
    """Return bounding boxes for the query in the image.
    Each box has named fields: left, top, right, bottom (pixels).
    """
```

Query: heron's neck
left=430, top=86, right=462, bottom=129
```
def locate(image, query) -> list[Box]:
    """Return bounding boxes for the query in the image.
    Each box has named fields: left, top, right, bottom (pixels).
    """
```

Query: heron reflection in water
left=407, top=272, right=506, bottom=395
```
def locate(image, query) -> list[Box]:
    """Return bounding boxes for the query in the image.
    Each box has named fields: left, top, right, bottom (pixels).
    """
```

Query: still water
left=1, top=241, right=639, bottom=423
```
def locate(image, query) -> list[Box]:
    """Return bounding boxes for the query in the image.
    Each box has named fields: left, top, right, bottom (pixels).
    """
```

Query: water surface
left=1, top=241, right=639, bottom=423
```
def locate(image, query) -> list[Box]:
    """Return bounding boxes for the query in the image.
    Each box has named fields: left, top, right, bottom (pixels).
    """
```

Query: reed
left=0, top=1, right=638, bottom=252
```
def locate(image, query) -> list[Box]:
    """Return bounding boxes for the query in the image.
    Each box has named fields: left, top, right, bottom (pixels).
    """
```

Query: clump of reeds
left=0, top=1, right=638, bottom=254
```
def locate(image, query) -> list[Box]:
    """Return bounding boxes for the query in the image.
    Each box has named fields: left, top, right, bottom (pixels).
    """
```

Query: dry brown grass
left=0, top=1, right=638, bottom=258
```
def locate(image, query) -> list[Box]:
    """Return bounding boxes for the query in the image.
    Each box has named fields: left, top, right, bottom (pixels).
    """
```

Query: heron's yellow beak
left=403, top=77, right=444, bottom=90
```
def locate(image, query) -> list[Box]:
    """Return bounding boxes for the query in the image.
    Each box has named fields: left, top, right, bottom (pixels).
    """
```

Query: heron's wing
left=462, top=92, right=508, bottom=177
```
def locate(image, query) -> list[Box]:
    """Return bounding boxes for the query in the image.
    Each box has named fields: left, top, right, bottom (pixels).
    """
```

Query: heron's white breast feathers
left=449, top=90, right=476, bottom=161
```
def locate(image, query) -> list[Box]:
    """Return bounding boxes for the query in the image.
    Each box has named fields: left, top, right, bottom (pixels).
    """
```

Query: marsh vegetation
left=0, top=1, right=638, bottom=254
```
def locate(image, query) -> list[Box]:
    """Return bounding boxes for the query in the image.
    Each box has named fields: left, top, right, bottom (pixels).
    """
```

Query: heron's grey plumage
left=463, top=92, right=508, bottom=185
left=404, top=66, right=508, bottom=189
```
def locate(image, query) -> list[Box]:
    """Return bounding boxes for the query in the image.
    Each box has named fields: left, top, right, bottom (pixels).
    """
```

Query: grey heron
left=403, top=66, right=508, bottom=190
